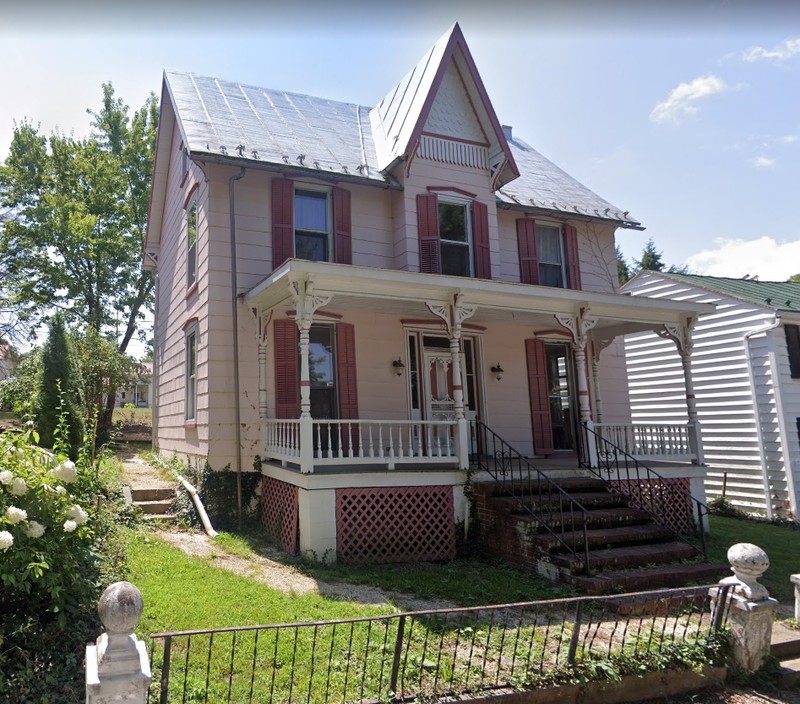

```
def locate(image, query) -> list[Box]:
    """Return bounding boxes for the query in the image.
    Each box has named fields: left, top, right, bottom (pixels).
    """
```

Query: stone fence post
left=792, top=573, right=800, bottom=622
left=86, top=581, right=151, bottom=703
left=709, top=543, right=778, bottom=673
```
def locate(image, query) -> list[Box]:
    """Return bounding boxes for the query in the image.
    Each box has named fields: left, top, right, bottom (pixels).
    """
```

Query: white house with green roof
left=623, top=272, right=800, bottom=517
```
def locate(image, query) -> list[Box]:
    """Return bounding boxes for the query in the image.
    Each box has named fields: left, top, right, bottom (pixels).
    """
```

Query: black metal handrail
left=578, top=422, right=708, bottom=558
left=471, top=420, right=592, bottom=574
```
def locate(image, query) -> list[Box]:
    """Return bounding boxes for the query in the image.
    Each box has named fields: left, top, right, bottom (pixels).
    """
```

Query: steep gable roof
left=627, top=272, right=800, bottom=313
left=369, top=23, right=518, bottom=188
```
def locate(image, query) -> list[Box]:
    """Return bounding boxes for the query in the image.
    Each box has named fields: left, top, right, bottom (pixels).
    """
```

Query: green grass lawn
left=112, top=406, right=152, bottom=426
left=707, top=514, right=800, bottom=603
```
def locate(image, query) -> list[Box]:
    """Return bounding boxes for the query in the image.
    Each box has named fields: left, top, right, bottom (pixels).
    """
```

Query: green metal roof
left=651, top=272, right=800, bottom=313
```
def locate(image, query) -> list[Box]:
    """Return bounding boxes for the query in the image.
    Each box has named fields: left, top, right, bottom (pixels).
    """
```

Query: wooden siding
left=624, top=272, right=799, bottom=514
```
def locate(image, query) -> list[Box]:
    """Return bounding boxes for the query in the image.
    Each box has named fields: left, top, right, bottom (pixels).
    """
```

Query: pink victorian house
left=145, top=25, right=709, bottom=568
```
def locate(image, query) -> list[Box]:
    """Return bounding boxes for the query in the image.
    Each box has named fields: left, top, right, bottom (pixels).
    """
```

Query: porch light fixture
left=490, top=363, right=504, bottom=381
left=392, top=358, right=406, bottom=376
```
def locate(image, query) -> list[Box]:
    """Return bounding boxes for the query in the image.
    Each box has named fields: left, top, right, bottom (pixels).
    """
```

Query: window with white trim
left=185, top=329, right=197, bottom=421
left=535, top=223, right=566, bottom=288
left=294, top=189, right=331, bottom=262
left=186, top=198, right=198, bottom=287
left=439, top=200, right=472, bottom=277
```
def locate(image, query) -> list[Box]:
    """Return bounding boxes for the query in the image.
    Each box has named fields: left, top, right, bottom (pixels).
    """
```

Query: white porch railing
left=264, top=419, right=459, bottom=472
left=593, top=423, right=701, bottom=462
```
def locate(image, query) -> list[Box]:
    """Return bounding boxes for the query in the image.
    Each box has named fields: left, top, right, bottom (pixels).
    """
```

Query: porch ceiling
left=244, top=260, right=713, bottom=338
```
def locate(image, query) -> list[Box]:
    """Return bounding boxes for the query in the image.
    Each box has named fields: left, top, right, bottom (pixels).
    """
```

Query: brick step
left=552, top=541, right=699, bottom=573
left=135, top=499, right=173, bottom=515
left=574, top=562, right=729, bottom=596
left=476, top=476, right=608, bottom=498
left=533, top=524, right=676, bottom=553
left=131, top=487, right=174, bottom=502
left=771, top=622, right=800, bottom=659
left=509, top=507, right=656, bottom=532
left=489, top=491, right=629, bottom=515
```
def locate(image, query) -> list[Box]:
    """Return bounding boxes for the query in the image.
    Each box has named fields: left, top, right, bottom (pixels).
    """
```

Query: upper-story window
left=294, top=189, right=330, bottom=262
left=535, top=223, right=566, bottom=288
left=439, top=200, right=472, bottom=277
left=186, top=198, right=198, bottom=288
left=786, top=324, right=800, bottom=378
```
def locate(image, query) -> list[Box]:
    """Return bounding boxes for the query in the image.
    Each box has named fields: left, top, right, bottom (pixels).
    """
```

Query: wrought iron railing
left=470, top=420, right=592, bottom=574
left=147, top=584, right=731, bottom=704
left=578, top=422, right=709, bottom=558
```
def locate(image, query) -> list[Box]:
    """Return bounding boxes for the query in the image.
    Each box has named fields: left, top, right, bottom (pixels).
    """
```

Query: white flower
left=0, top=470, right=12, bottom=486
left=26, top=521, right=45, bottom=538
left=0, top=530, right=13, bottom=551
left=52, top=461, right=77, bottom=483
left=25, top=420, right=34, bottom=427
left=10, top=477, right=27, bottom=496
left=6, top=506, right=27, bottom=524
left=55, top=485, right=67, bottom=496
left=67, top=504, right=89, bottom=525
left=63, top=520, right=77, bottom=533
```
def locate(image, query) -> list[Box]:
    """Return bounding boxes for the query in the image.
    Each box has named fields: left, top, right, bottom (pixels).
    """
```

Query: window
left=185, top=330, right=197, bottom=421
left=535, top=224, right=566, bottom=288
left=439, top=200, right=471, bottom=277
left=294, top=189, right=330, bottom=262
left=786, top=324, right=800, bottom=378
left=186, top=199, right=198, bottom=287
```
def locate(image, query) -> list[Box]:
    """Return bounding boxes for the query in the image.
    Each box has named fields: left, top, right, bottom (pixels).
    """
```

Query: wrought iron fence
left=148, top=584, right=731, bottom=703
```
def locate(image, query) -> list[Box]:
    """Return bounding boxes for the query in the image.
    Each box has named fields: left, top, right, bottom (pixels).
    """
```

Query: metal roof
left=637, top=272, right=800, bottom=313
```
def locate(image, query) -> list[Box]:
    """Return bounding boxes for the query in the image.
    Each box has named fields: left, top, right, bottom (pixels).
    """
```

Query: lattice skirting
left=609, top=477, right=693, bottom=534
left=336, top=486, right=456, bottom=564
left=260, top=477, right=299, bottom=555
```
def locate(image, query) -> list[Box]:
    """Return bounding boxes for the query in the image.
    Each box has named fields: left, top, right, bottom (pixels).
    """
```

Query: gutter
left=742, top=314, right=782, bottom=519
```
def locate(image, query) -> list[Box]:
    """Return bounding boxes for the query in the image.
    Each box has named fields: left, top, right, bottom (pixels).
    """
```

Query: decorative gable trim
left=418, top=135, right=488, bottom=169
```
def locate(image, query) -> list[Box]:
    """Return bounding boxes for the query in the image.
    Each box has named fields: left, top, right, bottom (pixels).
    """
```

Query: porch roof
left=244, top=260, right=713, bottom=340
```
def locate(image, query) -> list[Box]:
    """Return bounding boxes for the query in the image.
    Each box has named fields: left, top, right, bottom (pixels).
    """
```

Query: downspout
left=229, top=167, right=246, bottom=530
left=743, top=313, right=782, bottom=519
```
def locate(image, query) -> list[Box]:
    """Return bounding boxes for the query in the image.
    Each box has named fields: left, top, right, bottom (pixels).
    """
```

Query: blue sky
left=1, top=0, right=799, bottom=290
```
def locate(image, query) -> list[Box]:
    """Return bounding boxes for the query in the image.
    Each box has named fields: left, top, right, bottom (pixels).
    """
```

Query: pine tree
left=616, top=245, right=631, bottom=285
left=635, top=238, right=665, bottom=272
left=35, top=315, right=85, bottom=459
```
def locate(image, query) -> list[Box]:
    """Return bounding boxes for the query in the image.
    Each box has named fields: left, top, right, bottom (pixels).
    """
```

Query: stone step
left=136, top=499, right=173, bottom=515
left=141, top=512, right=177, bottom=524
left=552, top=541, right=699, bottom=574
left=771, top=622, right=800, bottom=659
left=574, top=562, right=730, bottom=596
left=778, top=657, right=800, bottom=688
left=533, top=524, right=676, bottom=553
left=131, top=487, right=174, bottom=502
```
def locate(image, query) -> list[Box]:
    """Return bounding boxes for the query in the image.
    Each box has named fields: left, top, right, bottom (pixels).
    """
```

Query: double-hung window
left=535, top=223, right=566, bottom=288
left=439, top=200, right=472, bottom=277
left=185, top=329, right=197, bottom=422
left=294, top=189, right=330, bottom=262
left=186, top=199, right=198, bottom=287
left=786, top=324, right=800, bottom=378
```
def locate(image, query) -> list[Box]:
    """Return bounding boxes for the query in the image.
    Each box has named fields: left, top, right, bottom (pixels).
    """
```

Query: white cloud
left=650, top=75, right=727, bottom=125
left=742, top=38, right=800, bottom=63
left=752, top=155, right=776, bottom=169
left=782, top=135, right=799, bottom=144
left=686, top=237, right=800, bottom=280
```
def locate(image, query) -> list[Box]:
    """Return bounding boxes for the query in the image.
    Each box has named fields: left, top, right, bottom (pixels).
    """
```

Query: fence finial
left=722, top=542, right=770, bottom=601
left=86, top=581, right=151, bottom=703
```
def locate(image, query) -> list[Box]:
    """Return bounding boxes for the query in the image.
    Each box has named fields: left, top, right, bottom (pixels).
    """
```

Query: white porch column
left=249, top=307, right=272, bottom=420
left=290, top=277, right=332, bottom=474
left=427, top=293, right=477, bottom=470
left=591, top=337, right=613, bottom=424
left=658, top=320, right=703, bottom=465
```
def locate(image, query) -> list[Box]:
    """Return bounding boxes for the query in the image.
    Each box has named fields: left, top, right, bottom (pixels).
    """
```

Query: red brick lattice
left=260, top=477, right=299, bottom=555
left=336, top=486, right=456, bottom=564
left=609, top=477, right=693, bottom=534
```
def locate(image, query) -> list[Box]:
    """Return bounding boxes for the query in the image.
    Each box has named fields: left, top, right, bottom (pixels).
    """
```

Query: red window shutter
left=332, top=187, right=352, bottom=265
left=274, top=319, right=299, bottom=419
left=564, top=224, right=582, bottom=290
left=472, top=200, right=491, bottom=279
left=517, top=219, right=539, bottom=285
left=417, top=193, right=441, bottom=274
left=525, top=339, right=553, bottom=456
left=336, top=323, right=359, bottom=419
left=272, top=178, right=294, bottom=270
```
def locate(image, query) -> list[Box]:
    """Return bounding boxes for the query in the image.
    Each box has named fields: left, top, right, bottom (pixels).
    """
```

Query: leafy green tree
left=0, top=84, right=157, bottom=434
left=790, top=273, right=800, bottom=283
left=74, top=330, right=135, bottom=425
left=616, top=245, right=631, bottom=285
left=35, top=315, right=85, bottom=459
left=0, top=348, right=42, bottom=416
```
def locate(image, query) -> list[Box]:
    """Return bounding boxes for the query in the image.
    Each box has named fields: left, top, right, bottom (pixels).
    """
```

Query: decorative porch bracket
left=249, top=307, right=273, bottom=420
left=555, top=309, right=599, bottom=467
left=290, top=276, right=333, bottom=473
left=656, top=319, right=704, bottom=465
left=426, top=292, right=477, bottom=469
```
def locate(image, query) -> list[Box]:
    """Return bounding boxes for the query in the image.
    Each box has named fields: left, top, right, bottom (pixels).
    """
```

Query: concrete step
left=778, top=657, right=800, bottom=688
left=533, top=524, right=676, bottom=553
left=771, top=621, right=800, bottom=659
left=574, top=562, right=730, bottom=596
left=552, top=541, right=699, bottom=573
left=141, top=512, right=177, bottom=524
left=131, top=487, right=174, bottom=502
left=136, top=499, right=173, bottom=515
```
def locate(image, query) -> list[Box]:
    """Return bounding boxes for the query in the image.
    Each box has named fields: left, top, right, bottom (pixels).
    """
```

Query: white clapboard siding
left=624, top=272, right=794, bottom=513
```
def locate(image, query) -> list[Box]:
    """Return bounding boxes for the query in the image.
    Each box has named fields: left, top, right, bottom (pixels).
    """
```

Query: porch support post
left=657, top=320, right=703, bottom=465
left=427, top=293, right=477, bottom=470
left=249, top=307, right=272, bottom=420
left=556, top=310, right=598, bottom=467
left=290, top=277, right=332, bottom=474
left=591, top=337, right=613, bottom=424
